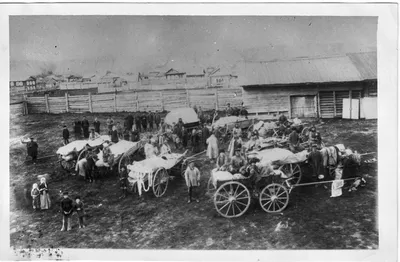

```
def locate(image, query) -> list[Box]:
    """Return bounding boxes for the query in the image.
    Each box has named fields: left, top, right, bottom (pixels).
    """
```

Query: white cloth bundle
left=253, top=121, right=265, bottom=131
left=211, top=170, right=246, bottom=188
left=109, top=140, right=139, bottom=158
left=248, top=148, right=293, bottom=167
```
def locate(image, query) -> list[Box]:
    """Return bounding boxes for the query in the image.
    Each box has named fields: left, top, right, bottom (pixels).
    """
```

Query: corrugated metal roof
left=347, top=52, right=377, bottom=80
left=238, top=54, right=374, bottom=86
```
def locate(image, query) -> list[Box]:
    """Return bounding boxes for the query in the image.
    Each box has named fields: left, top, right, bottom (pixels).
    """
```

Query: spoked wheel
left=207, top=176, right=216, bottom=194
left=301, top=127, right=310, bottom=142
left=259, top=183, right=289, bottom=213
left=152, top=168, right=169, bottom=197
left=118, top=153, right=136, bottom=174
left=180, top=160, right=188, bottom=177
left=278, top=163, right=302, bottom=185
left=77, top=149, right=89, bottom=162
left=60, top=157, right=76, bottom=171
left=213, top=181, right=251, bottom=218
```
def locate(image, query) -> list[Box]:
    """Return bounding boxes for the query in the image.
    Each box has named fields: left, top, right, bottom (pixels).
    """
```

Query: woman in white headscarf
left=38, top=177, right=51, bottom=210
left=206, top=131, right=219, bottom=162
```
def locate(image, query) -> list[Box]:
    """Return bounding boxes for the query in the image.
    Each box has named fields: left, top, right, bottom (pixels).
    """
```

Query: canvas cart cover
left=164, top=108, right=199, bottom=126
left=56, top=135, right=109, bottom=156
left=248, top=148, right=294, bottom=166
left=127, top=153, right=183, bottom=174
left=212, top=116, right=247, bottom=128
left=210, top=168, right=247, bottom=188
left=97, top=140, right=141, bottom=161
left=272, top=150, right=309, bottom=165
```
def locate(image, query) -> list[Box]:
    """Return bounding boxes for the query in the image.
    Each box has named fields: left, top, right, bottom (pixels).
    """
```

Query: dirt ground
left=9, top=112, right=378, bottom=250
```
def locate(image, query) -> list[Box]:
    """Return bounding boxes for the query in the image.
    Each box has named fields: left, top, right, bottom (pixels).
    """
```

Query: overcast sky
left=10, top=16, right=377, bottom=78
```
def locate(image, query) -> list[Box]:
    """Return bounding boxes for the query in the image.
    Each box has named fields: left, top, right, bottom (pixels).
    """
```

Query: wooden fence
left=26, top=88, right=243, bottom=114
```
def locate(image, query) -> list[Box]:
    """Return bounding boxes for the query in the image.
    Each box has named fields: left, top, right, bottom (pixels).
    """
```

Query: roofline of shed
left=241, top=79, right=376, bottom=88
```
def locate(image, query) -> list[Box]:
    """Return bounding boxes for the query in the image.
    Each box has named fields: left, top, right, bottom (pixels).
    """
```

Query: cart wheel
left=301, top=127, right=310, bottom=142
left=180, top=160, right=188, bottom=177
left=152, top=168, right=169, bottom=197
left=213, top=181, right=251, bottom=218
left=259, top=183, right=289, bottom=213
left=77, top=149, right=89, bottom=162
left=60, top=158, right=76, bottom=171
left=118, top=153, right=134, bottom=174
left=279, top=163, right=302, bottom=185
left=207, top=176, right=216, bottom=194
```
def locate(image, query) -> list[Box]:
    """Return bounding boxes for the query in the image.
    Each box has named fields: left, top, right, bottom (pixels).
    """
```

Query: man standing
left=62, top=125, right=70, bottom=145
left=225, top=103, right=233, bottom=117
left=23, top=137, right=39, bottom=164
left=135, top=113, right=142, bottom=133
left=93, top=117, right=101, bottom=134
left=148, top=111, right=154, bottom=131
left=154, top=111, right=161, bottom=130
left=201, top=123, right=210, bottom=149
left=239, top=103, right=248, bottom=119
left=60, top=191, right=74, bottom=231
left=141, top=113, right=148, bottom=132
left=82, top=116, right=90, bottom=139
left=184, top=161, right=201, bottom=203
left=125, top=114, right=134, bottom=132
left=106, top=116, right=114, bottom=136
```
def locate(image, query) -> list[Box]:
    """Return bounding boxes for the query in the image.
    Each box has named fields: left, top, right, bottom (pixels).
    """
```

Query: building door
left=290, top=95, right=317, bottom=118
left=342, top=98, right=360, bottom=119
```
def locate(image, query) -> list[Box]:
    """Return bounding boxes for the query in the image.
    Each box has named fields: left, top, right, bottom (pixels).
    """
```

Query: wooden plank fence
left=25, top=88, right=245, bottom=114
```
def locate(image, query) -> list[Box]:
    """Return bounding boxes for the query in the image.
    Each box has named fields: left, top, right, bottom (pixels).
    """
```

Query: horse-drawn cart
left=126, top=152, right=187, bottom=197
left=56, top=136, right=109, bottom=171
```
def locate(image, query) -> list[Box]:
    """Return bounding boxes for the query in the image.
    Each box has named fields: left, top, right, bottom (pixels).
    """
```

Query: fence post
left=160, top=92, right=164, bottom=111
left=114, top=91, right=117, bottom=112
left=23, top=94, right=28, bottom=115
left=186, top=90, right=190, bottom=107
left=136, top=92, right=139, bottom=111
left=65, top=93, right=69, bottom=113
left=88, top=92, right=93, bottom=113
left=45, top=94, right=50, bottom=113
left=215, top=89, right=219, bottom=110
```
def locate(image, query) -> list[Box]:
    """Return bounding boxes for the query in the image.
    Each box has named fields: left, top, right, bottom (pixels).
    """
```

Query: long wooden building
left=238, top=52, right=377, bottom=119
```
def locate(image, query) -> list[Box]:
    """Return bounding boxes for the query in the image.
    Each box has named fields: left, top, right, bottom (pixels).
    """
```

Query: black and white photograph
left=2, top=3, right=397, bottom=261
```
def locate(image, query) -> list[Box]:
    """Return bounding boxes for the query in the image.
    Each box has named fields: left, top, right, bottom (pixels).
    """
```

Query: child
left=184, top=161, right=201, bottom=203
left=331, top=168, right=344, bottom=197
left=74, top=196, right=85, bottom=228
left=119, top=166, right=129, bottom=199
left=62, top=125, right=70, bottom=145
left=31, top=183, right=40, bottom=211
left=60, top=191, right=74, bottom=231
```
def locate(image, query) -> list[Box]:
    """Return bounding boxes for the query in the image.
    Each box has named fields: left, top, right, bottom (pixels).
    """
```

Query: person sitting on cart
left=243, top=157, right=263, bottom=193
left=89, top=128, right=101, bottom=141
left=144, top=136, right=159, bottom=159
left=228, top=148, right=247, bottom=174
left=160, top=137, right=172, bottom=155
left=308, top=126, right=322, bottom=148
left=232, top=122, right=242, bottom=138
left=216, top=149, right=228, bottom=171
left=288, top=126, right=304, bottom=153
left=278, top=114, right=288, bottom=126
left=228, top=133, right=244, bottom=159
left=96, top=142, right=114, bottom=170
left=246, top=132, right=261, bottom=152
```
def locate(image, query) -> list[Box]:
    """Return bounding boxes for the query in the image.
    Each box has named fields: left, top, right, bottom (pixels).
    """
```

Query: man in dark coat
left=62, top=125, right=70, bottom=145
left=308, top=144, right=324, bottom=181
left=93, top=117, right=101, bottom=134
left=60, top=191, right=74, bottom=231
left=239, top=103, right=248, bottom=119
left=225, top=103, right=234, bottom=117
left=135, top=113, right=142, bottom=133
left=148, top=111, right=154, bottom=131
left=82, top=116, right=90, bottom=138
left=154, top=111, right=161, bottom=130
left=74, top=120, right=82, bottom=139
left=126, top=114, right=134, bottom=131
left=141, top=113, right=148, bottom=132
left=25, top=137, right=39, bottom=163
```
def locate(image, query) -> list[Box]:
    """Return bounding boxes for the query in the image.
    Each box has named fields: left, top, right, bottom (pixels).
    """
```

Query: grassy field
left=9, top=113, right=378, bottom=250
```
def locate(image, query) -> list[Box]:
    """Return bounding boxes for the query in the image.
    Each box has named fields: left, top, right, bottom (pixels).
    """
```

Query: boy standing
left=184, top=161, right=201, bottom=203
left=60, top=191, right=74, bottom=231
left=62, top=125, right=70, bottom=145
left=74, top=196, right=85, bottom=228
